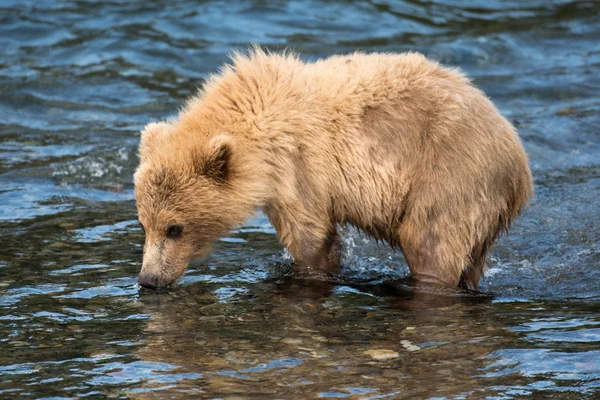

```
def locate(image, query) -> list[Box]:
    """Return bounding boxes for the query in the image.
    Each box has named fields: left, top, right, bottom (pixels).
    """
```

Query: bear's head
left=134, top=121, right=250, bottom=288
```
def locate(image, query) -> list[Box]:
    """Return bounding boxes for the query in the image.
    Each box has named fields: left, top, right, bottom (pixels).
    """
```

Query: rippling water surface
left=1, top=1, right=599, bottom=398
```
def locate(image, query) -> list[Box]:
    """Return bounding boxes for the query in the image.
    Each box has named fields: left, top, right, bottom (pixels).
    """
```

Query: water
left=1, top=0, right=599, bottom=398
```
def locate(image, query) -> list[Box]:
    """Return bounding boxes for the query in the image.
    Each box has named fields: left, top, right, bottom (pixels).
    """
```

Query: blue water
left=1, top=1, right=599, bottom=398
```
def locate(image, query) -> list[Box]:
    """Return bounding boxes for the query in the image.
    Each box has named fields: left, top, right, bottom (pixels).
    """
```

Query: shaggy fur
left=134, top=49, right=533, bottom=289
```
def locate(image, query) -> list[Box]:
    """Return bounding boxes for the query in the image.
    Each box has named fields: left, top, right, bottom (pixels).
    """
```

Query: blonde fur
left=134, top=49, right=533, bottom=289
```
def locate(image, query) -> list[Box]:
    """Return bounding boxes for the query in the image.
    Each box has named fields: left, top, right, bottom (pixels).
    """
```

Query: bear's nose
left=138, top=274, right=158, bottom=289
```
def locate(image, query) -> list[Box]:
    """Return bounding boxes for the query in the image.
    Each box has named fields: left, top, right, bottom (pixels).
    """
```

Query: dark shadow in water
left=357, top=278, right=493, bottom=311
left=255, top=260, right=495, bottom=310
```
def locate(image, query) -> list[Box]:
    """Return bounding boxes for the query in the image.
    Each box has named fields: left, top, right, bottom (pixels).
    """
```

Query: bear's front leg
left=263, top=204, right=341, bottom=276
left=289, top=230, right=342, bottom=277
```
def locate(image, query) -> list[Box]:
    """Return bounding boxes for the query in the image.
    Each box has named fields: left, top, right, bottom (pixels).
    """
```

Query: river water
left=1, top=1, right=599, bottom=398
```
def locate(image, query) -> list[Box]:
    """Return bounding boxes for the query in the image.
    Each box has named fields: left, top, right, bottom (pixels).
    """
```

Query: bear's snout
left=138, top=273, right=159, bottom=289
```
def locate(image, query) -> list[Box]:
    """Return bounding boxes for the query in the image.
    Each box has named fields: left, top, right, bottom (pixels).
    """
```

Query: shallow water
left=1, top=0, right=599, bottom=398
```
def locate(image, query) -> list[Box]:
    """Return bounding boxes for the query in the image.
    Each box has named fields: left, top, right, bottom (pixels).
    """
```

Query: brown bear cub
left=134, top=49, right=533, bottom=290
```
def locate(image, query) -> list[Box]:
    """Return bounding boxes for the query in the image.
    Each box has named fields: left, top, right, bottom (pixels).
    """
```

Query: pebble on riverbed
left=363, top=349, right=400, bottom=360
left=401, top=339, right=421, bottom=352
left=281, top=337, right=303, bottom=345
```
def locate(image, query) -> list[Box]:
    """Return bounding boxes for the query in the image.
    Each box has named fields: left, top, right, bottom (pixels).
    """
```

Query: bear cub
left=134, top=49, right=533, bottom=290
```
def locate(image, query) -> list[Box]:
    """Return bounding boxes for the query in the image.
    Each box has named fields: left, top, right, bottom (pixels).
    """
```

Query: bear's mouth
left=138, top=272, right=181, bottom=289
left=138, top=273, right=160, bottom=289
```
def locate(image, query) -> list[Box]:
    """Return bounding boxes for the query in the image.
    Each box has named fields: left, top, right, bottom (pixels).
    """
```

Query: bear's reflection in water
left=130, top=271, right=519, bottom=399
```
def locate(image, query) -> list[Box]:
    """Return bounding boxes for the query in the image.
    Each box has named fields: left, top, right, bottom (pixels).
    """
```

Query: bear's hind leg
left=458, top=240, right=491, bottom=291
left=397, top=222, right=468, bottom=288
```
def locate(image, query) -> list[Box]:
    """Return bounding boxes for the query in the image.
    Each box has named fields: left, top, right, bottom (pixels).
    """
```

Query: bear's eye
left=139, top=221, right=145, bottom=234
left=166, top=225, right=183, bottom=239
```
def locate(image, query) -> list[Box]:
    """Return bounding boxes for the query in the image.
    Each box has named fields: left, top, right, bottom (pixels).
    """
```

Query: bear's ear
left=194, top=134, right=234, bottom=183
left=139, top=122, right=168, bottom=160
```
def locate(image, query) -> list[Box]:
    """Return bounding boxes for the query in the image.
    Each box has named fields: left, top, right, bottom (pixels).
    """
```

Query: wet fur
left=134, top=49, right=533, bottom=289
